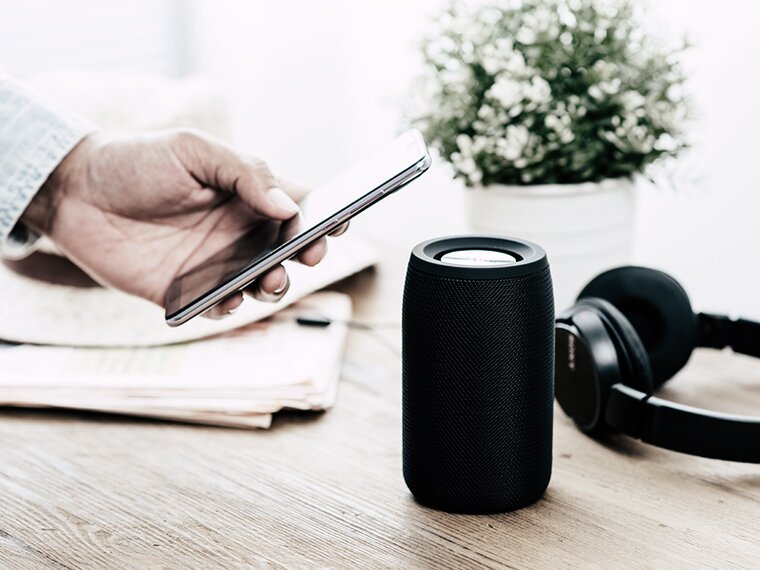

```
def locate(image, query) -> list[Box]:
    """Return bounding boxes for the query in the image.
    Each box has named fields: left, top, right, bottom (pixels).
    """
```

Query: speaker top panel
left=410, top=235, right=548, bottom=280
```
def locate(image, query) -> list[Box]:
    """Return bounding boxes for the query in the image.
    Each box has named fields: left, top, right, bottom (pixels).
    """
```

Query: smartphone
left=164, top=129, right=431, bottom=326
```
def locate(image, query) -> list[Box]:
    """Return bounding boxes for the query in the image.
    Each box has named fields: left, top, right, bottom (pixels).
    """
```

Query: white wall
left=633, top=0, right=760, bottom=317
left=0, top=0, right=186, bottom=76
left=190, top=0, right=442, bottom=182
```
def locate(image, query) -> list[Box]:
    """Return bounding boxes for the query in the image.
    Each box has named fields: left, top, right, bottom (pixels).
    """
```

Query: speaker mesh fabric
left=402, top=264, right=554, bottom=513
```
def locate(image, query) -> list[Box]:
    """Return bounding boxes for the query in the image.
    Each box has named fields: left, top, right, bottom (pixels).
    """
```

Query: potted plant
left=413, top=0, right=690, bottom=308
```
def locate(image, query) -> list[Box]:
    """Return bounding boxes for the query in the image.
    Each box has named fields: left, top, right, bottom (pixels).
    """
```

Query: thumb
left=172, top=129, right=300, bottom=220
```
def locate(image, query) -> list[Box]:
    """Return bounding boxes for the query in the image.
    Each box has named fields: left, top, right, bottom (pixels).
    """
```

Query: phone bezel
left=165, top=143, right=431, bottom=326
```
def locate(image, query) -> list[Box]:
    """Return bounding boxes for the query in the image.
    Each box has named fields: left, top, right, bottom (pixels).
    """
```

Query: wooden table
left=1, top=179, right=759, bottom=569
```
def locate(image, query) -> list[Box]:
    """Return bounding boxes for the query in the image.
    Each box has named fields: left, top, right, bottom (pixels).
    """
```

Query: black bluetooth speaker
left=402, top=235, right=554, bottom=513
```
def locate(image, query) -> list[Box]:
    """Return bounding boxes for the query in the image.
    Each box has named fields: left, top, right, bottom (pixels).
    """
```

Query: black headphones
left=555, top=266, right=760, bottom=463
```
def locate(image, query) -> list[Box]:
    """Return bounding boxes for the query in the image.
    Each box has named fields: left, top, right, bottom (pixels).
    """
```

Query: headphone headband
left=606, top=383, right=760, bottom=463
left=697, top=313, right=760, bottom=358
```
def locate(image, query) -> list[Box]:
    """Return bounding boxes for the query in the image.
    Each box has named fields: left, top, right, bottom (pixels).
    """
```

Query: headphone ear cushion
left=578, top=266, right=697, bottom=387
left=576, top=298, right=654, bottom=395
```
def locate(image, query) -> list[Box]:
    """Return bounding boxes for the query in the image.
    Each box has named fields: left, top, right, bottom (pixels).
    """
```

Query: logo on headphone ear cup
left=578, top=266, right=697, bottom=387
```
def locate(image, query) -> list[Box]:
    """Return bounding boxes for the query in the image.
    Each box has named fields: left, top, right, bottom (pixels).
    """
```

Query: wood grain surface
left=1, top=180, right=760, bottom=569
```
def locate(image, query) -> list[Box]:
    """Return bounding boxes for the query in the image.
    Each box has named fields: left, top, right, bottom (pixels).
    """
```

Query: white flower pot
left=464, top=178, right=637, bottom=310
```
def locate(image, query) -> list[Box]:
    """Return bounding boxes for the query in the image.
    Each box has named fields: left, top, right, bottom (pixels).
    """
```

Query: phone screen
left=164, top=129, right=429, bottom=322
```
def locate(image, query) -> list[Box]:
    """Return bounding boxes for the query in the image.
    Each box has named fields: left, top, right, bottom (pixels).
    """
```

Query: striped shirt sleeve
left=0, top=74, right=95, bottom=259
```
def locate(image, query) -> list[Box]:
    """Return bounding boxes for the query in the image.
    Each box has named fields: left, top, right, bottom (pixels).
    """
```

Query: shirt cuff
left=0, top=78, right=95, bottom=259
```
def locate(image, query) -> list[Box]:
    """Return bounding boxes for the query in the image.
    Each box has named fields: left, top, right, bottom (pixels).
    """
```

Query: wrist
left=21, top=133, right=97, bottom=236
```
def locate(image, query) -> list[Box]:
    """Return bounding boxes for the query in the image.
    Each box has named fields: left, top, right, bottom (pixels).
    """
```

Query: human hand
left=22, top=129, right=346, bottom=318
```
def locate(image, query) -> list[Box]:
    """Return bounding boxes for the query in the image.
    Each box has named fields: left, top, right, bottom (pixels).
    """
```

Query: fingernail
left=267, top=187, right=299, bottom=215
left=273, top=273, right=289, bottom=295
left=227, top=305, right=240, bottom=315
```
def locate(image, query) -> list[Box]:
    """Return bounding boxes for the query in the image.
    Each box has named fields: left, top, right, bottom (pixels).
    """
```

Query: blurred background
left=1, top=0, right=758, bottom=315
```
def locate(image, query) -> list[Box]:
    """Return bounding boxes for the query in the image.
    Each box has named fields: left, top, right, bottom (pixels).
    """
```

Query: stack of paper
left=0, top=292, right=352, bottom=429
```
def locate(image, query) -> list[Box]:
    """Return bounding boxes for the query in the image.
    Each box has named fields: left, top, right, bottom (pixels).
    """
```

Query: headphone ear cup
left=578, top=266, right=697, bottom=387
left=576, top=298, right=654, bottom=395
